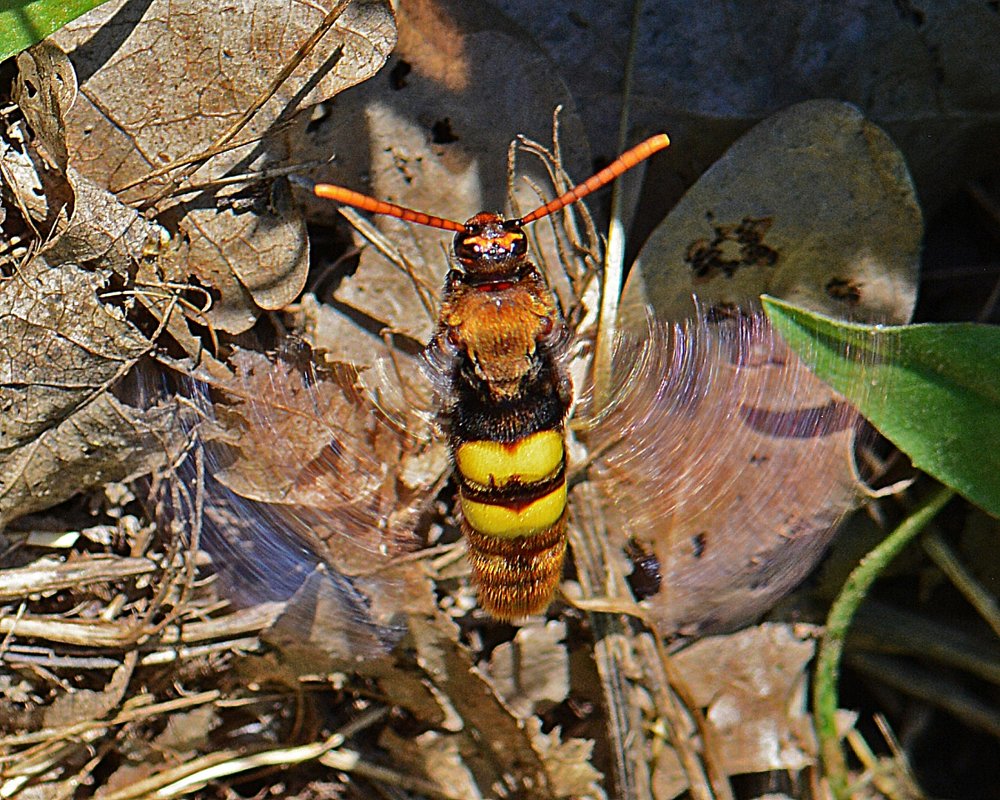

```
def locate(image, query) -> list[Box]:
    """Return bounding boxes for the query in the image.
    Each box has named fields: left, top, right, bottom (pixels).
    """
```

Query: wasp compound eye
left=454, top=231, right=481, bottom=262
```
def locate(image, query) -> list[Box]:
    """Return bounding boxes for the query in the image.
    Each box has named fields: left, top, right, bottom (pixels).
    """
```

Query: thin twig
left=922, top=529, right=1000, bottom=637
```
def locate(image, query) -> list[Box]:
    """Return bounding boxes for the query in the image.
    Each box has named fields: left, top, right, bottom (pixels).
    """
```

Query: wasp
left=302, top=136, right=669, bottom=620
left=198, top=133, right=868, bottom=645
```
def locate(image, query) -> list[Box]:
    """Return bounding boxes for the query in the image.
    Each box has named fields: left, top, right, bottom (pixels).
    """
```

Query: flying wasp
left=303, top=135, right=670, bottom=620
left=195, top=133, right=871, bottom=647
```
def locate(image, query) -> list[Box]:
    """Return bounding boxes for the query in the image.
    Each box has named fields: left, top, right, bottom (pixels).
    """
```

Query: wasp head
left=453, top=213, right=528, bottom=281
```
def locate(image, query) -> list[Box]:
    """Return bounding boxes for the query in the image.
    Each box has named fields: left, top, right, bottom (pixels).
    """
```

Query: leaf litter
left=0, top=1, right=994, bottom=798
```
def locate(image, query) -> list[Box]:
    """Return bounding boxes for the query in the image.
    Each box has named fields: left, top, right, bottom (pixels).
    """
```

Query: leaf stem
left=814, top=483, right=954, bottom=797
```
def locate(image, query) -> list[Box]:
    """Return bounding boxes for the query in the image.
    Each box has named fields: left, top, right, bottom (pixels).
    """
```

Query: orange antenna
left=298, top=178, right=466, bottom=232
left=294, top=132, right=669, bottom=232
left=517, top=133, right=670, bottom=224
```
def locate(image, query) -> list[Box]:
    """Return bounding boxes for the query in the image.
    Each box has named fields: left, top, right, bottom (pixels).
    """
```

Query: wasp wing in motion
left=172, top=342, right=441, bottom=658
left=582, top=309, right=871, bottom=638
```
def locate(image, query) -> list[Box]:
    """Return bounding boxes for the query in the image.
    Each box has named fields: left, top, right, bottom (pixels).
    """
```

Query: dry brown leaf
left=487, top=619, right=569, bottom=719
left=623, top=100, right=920, bottom=327
left=4, top=44, right=76, bottom=243
left=0, top=392, right=184, bottom=525
left=42, top=658, right=133, bottom=728
left=49, top=0, right=396, bottom=333
left=403, top=611, right=552, bottom=795
left=672, top=624, right=818, bottom=775
left=0, top=243, right=186, bottom=523
left=13, top=42, right=77, bottom=174
left=0, top=255, right=148, bottom=453
left=526, top=718, right=604, bottom=799
left=53, top=0, right=395, bottom=195
left=45, top=166, right=167, bottom=276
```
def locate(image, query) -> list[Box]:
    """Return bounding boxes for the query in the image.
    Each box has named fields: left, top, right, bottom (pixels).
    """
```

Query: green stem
left=813, top=483, right=954, bottom=798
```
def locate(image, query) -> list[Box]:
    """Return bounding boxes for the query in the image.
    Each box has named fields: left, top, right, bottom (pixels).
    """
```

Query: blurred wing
left=172, top=342, right=445, bottom=657
left=581, top=309, right=869, bottom=637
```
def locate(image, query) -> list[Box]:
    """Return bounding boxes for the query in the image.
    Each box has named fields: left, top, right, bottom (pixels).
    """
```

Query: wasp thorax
left=454, top=213, right=528, bottom=278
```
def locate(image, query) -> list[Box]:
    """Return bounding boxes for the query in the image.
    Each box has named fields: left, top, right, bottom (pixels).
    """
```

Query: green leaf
left=0, top=0, right=110, bottom=63
left=762, top=295, right=1000, bottom=518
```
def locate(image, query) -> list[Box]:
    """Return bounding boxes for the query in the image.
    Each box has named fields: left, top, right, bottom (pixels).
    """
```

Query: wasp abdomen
left=453, top=376, right=570, bottom=620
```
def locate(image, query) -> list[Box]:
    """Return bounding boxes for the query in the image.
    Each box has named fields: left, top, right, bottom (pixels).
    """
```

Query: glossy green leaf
left=0, top=0, right=110, bottom=63
left=763, top=295, right=1000, bottom=517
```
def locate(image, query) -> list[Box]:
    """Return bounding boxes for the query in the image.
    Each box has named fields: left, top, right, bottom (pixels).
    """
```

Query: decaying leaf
left=487, top=619, right=569, bottom=719
left=673, top=624, right=818, bottom=775
left=4, top=43, right=76, bottom=246
left=389, top=611, right=557, bottom=796
left=0, top=392, right=184, bottom=524
left=47, top=0, right=396, bottom=333
left=623, top=100, right=920, bottom=327
left=13, top=41, right=76, bottom=173
left=0, top=252, right=184, bottom=523
left=42, top=658, right=133, bottom=728
left=0, top=257, right=147, bottom=450
left=527, top=718, right=605, bottom=799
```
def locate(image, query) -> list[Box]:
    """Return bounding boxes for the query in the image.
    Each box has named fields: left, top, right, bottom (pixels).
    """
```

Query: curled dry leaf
left=13, top=42, right=77, bottom=174
left=587, top=101, right=920, bottom=637
left=49, top=0, right=396, bottom=333
left=2, top=40, right=187, bottom=524
left=4, top=44, right=77, bottom=240
left=0, top=253, right=181, bottom=523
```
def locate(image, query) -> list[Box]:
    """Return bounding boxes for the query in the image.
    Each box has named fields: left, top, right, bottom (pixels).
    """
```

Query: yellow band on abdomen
left=460, top=482, right=567, bottom=538
left=456, top=430, right=563, bottom=487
